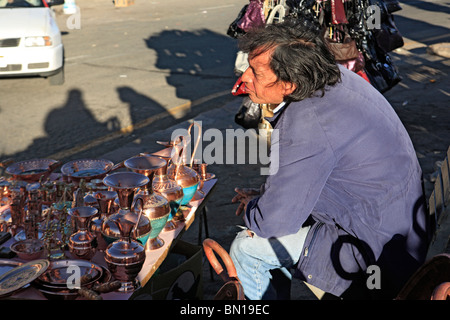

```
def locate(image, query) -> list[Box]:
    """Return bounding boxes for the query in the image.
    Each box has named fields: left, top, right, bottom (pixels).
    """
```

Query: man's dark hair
left=238, top=18, right=341, bottom=102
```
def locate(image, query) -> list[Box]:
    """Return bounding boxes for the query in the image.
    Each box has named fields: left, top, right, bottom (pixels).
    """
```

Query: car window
left=0, top=0, right=45, bottom=8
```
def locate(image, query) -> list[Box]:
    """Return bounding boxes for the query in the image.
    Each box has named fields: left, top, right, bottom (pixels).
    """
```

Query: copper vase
left=167, top=163, right=199, bottom=206
left=68, top=206, right=98, bottom=260
left=90, top=190, right=116, bottom=251
left=104, top=216, right=145, bottom=292
left=166, top=126, right=200, bottom=207
left=101, top=172, right=152, bottom=246
left=124, top=155, right=171, bottom=250
left=152, top=161, right=184, bottom=231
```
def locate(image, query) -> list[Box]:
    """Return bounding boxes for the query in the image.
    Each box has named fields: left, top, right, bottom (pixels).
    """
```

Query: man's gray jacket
left=244, top=66, right=430, bottom=298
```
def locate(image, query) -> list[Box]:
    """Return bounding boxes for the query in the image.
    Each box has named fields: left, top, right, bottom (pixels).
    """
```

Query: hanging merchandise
left=363, top=52, right=401, bottom=93
left=330, top=0, right=348, bottom=24
left=227, top=4, right=249, bottom=39
left=284, top=0, right=404, bottom=93
left=226, top=0, right=404, bottom=100
left=325, top=25, right=360, bottom=62
left=361, top=32, right=402, bottom=93
left=357, top=0, right=403, bottom=92
left=369, top=0, right=404, bottom=54
left=237, top=0, right=266, bottom=33
left=374, top=14, right=404, bottom=54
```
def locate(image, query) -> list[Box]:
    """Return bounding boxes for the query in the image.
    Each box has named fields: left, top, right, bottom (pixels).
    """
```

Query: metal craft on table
left=124, top=155, right=171, bottom=250
left=34, top=259, right=104, bottom=300
left=90, top=190, right=117, bottom=252
left=5, top=159, right=60, bottom=182
left=68, top=206, right=98, bottom=260
left=0, top=179, right=11, bottom=207
left=104, top=215, right=145, bottom=293
left=8, top=188, right=26, bottom=236
left=61, top=159, right=114, bottom=185
left=152, top=159, right=184, bottom=231
left=167, top=131, right=200, bottom=208
left=191, top=162, right=215, bottom=201
left=10, top=238, right=45, bottom=260
left=83, top=179, right=108, bottom=208
left=101, top=172, right=151, bottom=245
left=82, top=182, right=99, bottom=208
left=0, top=259, right=50, bottom=298
left=0, top=208, right=11, bottom=233
left=42, top=204, right=72, bottom=260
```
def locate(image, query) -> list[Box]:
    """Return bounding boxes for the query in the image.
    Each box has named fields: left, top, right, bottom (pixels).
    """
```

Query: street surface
left=0, top=0, right=246, bottom=162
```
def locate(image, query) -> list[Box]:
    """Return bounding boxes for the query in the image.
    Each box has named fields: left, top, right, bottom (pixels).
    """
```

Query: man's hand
left=232, top=187, right=260, bottom=216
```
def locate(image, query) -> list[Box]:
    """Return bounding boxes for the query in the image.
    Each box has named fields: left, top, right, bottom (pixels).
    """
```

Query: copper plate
left=5, top=159, right=58, bottom=182
left=35, top=259, right=103, bottom=287
left=61, top=159, right=114, bottom=181
left=0, top=259, right=49, bottom=297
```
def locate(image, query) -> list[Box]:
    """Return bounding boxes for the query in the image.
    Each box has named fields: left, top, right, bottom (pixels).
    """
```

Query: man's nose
left=241, top=67, right=251, bottom=84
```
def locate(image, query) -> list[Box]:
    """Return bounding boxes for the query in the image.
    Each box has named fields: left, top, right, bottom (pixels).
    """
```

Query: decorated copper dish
left=0, top=259, right=49, bottom=298
left=61, top=159, right=114, bottom=183
left=33, top=259, right=104, bottom=300
left=36, top=259, right=103, bottom=287
left=5, top=159, right=59, bottom=182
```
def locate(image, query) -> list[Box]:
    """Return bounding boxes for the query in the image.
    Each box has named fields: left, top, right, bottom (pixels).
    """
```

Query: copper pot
left=124, top=155, right=171, bottom=250
left=68, top=206, right=98, bottom=260
left=152, top=162, right=183, bottom=231
left=101, top=172, right=151, bottom=246
left=104, top=217, right=145, bottom=292
left=167, top=163, right=199, bottom=206
left=90, top=190, right=116, bottom=251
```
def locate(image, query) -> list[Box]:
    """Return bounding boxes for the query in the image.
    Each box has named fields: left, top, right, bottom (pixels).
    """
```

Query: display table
left=0, top=178, right=217, bottom=300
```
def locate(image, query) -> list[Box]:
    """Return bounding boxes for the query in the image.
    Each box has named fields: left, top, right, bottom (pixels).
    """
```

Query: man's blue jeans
left=229, top=226, right=310, bottom=300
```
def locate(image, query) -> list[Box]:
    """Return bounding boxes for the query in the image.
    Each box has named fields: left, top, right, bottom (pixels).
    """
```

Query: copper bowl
left=61, top=159, right=114, bottom=184
left=10, top=239, right=45, bottom=260
left=33, top=260, right=103, bottom=300
left=5, top=159, right=60, bottom=182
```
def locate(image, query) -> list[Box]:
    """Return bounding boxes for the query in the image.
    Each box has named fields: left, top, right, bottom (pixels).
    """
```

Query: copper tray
left=61, top=159, right=114, bottom=183
left=5, top=159, right=59, bottom=182
left=0, top=259, right=49, bottom=298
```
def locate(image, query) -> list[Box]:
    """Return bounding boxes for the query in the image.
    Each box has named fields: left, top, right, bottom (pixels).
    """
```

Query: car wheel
left=49, top=66, right=65, bottom=85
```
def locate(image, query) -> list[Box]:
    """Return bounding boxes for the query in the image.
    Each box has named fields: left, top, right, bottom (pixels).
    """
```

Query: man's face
left=241, top=49, right=295, bottom=105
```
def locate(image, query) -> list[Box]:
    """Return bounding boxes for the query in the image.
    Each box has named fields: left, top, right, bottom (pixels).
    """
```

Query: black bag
left=374, top=14, right=404, bottom=53
left=234, top=97, right=261, bottom=129
left=364, top=54, right=401, bottom=93
left=370, top=0, right=404, bottom=53
left=227, top=4, right=248, bottom=39
left=362, top=33, right=401, bottom=93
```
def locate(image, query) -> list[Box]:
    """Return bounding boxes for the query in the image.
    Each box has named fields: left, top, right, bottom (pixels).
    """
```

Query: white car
left=0, top=0, right=65, bottom=85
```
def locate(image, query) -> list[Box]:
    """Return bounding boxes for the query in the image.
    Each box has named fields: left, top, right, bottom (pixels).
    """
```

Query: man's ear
left=283, top=82, right=297, bottom=95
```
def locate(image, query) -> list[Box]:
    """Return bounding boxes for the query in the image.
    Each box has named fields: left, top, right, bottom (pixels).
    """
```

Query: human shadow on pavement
left=0, top=89, right=122, bottom=163
left=400, top=0, right=450, bottom=16
left=394, top=14, right=450, bottom=45
left=144, top=29, right=238, bottom=104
